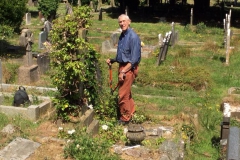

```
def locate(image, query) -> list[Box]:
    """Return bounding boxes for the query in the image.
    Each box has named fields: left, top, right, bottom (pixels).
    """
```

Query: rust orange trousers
left=118, top=64, right=139, bottom=122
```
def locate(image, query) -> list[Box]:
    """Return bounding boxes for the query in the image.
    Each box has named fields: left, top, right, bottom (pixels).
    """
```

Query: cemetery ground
left=1, top=1, right=240, bottom=159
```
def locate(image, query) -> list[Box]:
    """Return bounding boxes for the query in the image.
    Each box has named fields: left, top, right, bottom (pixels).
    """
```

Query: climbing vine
left=49, top=6, right=101, bottom=121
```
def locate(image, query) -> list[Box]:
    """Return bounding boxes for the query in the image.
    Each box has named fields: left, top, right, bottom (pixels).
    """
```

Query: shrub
left=64, top=131, right=121, bottom=160
left=38, top=0, right=60, bottom=21
left=196, top=22, right=207, bottom=34
left=0, top=0, right=27, bottom=31
left=49, top=6, right=101, bottom=121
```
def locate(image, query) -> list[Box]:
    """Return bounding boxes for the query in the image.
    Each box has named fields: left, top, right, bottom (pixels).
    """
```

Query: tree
left=38, top=0, right=60, bottom=21
left=194, top=0, right=210, bottom=10
left=0, top=0, right=27, bottom=31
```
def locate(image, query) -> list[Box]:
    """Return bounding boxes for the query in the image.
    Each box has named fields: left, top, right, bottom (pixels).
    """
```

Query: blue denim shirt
left=116, top=28, right=141, bottom=69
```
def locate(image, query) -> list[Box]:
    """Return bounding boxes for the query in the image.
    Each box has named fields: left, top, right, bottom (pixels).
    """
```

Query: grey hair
left=118, top=14, right=131, bottom=21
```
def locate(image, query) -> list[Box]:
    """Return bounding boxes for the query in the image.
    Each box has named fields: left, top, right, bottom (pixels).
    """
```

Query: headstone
left=26, top=13, right=31, bottom=25
left=90, top=1, right=94, bottom=10
left=99, top=8, right=102, bottom=21
left=226, top=29, right=231, bottom=65
left=33, top=0, right=38, bottom=6
left=19, top=29, right=33, bottom=47
left=171, top=22, right=176, bottom=46
left=44, top=20, right=52, bottom=39
left=125, top=6, right=129, bottom=16
left=190, top=8, right=193, bottom=25
left=102, top=40, right=112, bottom=53
left=78, top=28, right=87, bottom=41
left=28, top=0, right=33, bottom=6
left=38, top=31, right=47, bottom=49
left=0, top=59, right=2, bottom=86
left=37, top=55, right=50, bottom=74
left=39, top=11, right=44, bottom=20
left=156, top=31, right=172, bottom=66
left=110, top=33, right=119, bottom=47
left=24, top=41, right=33, bottom=67
left=227, top=127, right=240, bottom=160
left=66, top=4, right=73, bottom=15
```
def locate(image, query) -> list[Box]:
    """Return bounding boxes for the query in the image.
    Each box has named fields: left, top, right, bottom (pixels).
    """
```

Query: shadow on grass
left=0, top=39, right=25, bottom=59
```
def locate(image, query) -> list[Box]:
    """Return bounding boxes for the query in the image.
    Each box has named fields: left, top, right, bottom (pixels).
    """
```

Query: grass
left=92, top=5, right=239, bottom=159
left=1, top=1, right=240, bottom=159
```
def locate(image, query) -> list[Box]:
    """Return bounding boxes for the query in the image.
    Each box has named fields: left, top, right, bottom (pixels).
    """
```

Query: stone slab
left=0, top=137, right=41, bottom=160
left=227, top=127, right=240, bottom=160
left=18, top=65, right=39, bottom=84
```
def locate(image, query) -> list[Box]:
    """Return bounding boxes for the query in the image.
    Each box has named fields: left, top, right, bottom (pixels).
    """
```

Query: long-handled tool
left=109, top=64, right=119, bottom=95
left=108, top=64, right=121, bottom=120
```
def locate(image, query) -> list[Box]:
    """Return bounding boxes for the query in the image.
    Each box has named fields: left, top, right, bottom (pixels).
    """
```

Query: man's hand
left=118, top=72, right=125, bottom=82
left=106, top=59, right=112, bottom=66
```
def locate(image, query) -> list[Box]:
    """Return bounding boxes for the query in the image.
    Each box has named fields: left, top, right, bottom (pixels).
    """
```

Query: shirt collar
left=122, top=28, right=130, bottom=36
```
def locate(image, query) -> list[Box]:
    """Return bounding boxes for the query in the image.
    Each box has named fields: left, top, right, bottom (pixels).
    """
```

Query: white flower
left=67, top=129, right=76, bottom=135
left=88, top=104, right=93, bottom=109
left=76, top=144, right=80, bottom=148
left=58, top=127, right=63, bottom=131
left=102, top=125, right=108, bottom=130
left=67, top=139, right=71, bottom=143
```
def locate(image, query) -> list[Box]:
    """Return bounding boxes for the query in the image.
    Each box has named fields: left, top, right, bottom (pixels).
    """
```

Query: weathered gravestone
left=156, top=31, right=172, bottom=66
left=37, top=54, right=50, bottom=74
left=99, top=8, right=102, bottom=21
left=26, top=13, right=31, bottom=25
left=44, top=20, right=52, bottom=39
left=28, top=0, right=33, bottom=6
left=18, top=35, right=39, bottom=84
left=101, top=32, right=120, bottom=53
left=38, top=31, right=47, bottom=49
left=19, top=29, right=33, bottom=47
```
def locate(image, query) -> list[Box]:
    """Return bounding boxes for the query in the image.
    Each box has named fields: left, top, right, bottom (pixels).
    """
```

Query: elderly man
left=106, top=14, right=141, bottom=125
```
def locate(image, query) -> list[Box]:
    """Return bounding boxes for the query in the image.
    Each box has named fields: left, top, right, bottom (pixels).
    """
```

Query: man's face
left=118, top=16, right=130, bottom=32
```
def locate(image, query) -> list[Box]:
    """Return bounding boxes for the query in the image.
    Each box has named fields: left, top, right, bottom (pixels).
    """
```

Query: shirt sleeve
left=129, top=34, right=141, bottom=68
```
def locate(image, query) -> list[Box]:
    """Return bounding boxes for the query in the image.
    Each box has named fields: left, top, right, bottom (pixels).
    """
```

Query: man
left=106, top=14, right=141, bottom=125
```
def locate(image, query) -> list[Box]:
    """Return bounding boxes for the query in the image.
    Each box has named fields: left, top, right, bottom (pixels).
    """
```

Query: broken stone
left=1, top=124, right=15, bottom=134
left=0, top=137, right=41, bottom=160
left=125, top=149, right=141, bottom=158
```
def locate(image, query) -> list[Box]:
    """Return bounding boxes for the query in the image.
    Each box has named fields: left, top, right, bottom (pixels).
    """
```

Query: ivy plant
left=49, top=6, right=101, bottom=121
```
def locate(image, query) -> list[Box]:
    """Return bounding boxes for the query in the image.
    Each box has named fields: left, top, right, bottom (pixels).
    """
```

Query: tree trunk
left=194, top=0, right=210, bottom=10
left=110, top=0, right=116, bottom=7
left=78, top=0, right=81, bottom=6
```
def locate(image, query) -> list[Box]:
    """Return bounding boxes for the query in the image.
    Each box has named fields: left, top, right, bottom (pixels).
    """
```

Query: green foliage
left=38, top=0, right=60, bottom=20
left=199, top=99, right=222, bottom=131
left=0, top=113, right=9, bottom=129
left=156, top=137, right=166, bottom=145
left=64, top=131, right=121, bottom=160
left=230, top=118, right=240, bottom=128
left=136, top=64, right=212, bottom=91
left=181, top=124, right=195, bottom=140
left=2, top=62, right=20, bottom=84
left=196, top=22, right=207, bottom=34
left=0, top=0, right=27, bottom=31
left=99, top=122, right=125, bottom=143
left=0, top=25, right=14, bottom=38
left=95, top=93, right=118, bottom=121
left=49, top=6, right=101, bottom=121
left=132, top=113, right=147, bottom=124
